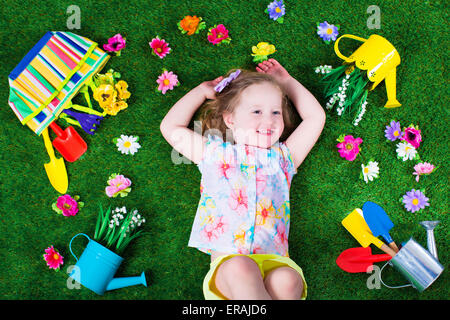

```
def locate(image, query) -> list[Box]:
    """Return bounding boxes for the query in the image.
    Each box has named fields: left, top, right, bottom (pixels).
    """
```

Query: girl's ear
left=222, top=111, right=234, bottom=129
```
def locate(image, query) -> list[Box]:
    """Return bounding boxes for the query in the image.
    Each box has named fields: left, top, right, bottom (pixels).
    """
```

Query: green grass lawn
left=0, top=0, right=448, bottom=300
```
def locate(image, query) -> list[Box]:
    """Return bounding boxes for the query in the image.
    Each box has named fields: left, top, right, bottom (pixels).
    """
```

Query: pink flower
left=149, top=36, right=171, bottom=59
left=251, top=239, right=264, bottom=254
left=401, top=127, right=422, bottom=149
left=413, top=162, right=436, bottom=182
left=336, top=135, right=363, bottom=161
left=56, top=194, right=79, bottom=216
left=213, top=216, right=228, bottom=234
left=256, top=168, right=267, bottom=195
left=43, top=246, right=64, bottom=270
left=228, top=187, right=248, bottom=216
left=207, top=24, right=231, bottom=45
left=274, top=223, right=288, bottom=255
left=216, top=151, right=236, bottom=179
left=156, top=70, right=179, bottom=94
left=103, top=34, right=126, bottom=54
left=201, top=224, right=219, bottom=242
left=105, top=174, right=132, bottom=198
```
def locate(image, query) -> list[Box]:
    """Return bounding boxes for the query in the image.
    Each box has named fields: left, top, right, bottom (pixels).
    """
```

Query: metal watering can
left=68, top=233, right=147, bottom=295
left=334, top=34, right=401, bottom=108
left=379, top=222, right=444, bottom=292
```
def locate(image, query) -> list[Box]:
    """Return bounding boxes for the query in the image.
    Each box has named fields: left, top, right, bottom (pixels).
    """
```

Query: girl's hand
left=256, top=59, right=292, bottom=86
left=198, top=76, right=224, bottom=100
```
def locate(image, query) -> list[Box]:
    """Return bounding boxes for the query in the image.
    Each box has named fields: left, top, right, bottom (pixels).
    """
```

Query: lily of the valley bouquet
left=318, top=64, right=370, bottom=126
left=94, top=205, right=146, bottom=255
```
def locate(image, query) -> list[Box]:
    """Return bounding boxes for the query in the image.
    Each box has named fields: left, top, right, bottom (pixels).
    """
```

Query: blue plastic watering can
left=69, top=233, right=147, bottom=295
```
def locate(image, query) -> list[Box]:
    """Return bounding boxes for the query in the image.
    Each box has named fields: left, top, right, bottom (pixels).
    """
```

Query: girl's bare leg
left=213, top=255, right=272, bottom=300
left=264, top=266, right=304, bottom=300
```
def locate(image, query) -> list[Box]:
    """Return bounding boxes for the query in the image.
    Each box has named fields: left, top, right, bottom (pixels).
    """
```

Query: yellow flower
left=233, top=228, right=246, bottom=247
left=93, top=84, right=117, bottom=109
left=106, top=100, right=128, bottom=116
left=251, top=42, right=276, bottom=56
left=95, top=72, right=115, bottom=85
left=200, top=213, right=215, bottom=226
left=115, top=80, right=131, bottom=100
left=255, top=198, right=276, bottom=227
left=100, top=99, right=128, bottom=116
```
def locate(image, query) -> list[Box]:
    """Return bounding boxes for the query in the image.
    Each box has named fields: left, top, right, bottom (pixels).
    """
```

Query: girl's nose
left=261, top=115, right=274, bottom=127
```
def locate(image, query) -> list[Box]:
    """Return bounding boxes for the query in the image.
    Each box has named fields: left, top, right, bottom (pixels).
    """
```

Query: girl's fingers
left=263, top=59, right=274, bottom=67
left=210, top=76, right=223, bottom=86
left=258, top=62, right=268, bottom=70
left=256, top=66, right=264, bottom=73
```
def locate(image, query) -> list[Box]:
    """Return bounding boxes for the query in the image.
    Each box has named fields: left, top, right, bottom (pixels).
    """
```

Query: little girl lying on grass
left=160, top=59, right=325, bottom=299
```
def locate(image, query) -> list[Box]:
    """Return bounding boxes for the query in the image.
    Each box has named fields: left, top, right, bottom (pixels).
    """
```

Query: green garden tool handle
left=69, top=102, right=104, bottom=117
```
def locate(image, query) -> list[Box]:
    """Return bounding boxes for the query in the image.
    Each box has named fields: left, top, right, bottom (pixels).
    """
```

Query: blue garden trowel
left=362, top=201, right=400, bottom=253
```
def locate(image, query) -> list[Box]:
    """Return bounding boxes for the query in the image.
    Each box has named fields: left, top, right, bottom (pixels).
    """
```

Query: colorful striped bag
left=8, top=31, right=110, bottom=136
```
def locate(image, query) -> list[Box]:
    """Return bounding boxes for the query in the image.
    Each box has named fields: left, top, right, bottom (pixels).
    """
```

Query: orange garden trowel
left=341, top=209, right=397, bottom=257
left=49, top=121, right=87, bottom=162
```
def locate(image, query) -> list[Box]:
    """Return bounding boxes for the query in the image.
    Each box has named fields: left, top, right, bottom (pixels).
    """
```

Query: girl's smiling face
left=223, top=82, right=284, bottom=148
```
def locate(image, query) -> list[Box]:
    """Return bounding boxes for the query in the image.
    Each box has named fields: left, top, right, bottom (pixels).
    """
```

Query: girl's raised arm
left=283, top=76, right=326, bottom=169
left=160, top=77, right=223, bottom=164
left=257, top=59, right=326, bottom=169
left=257, top=59, right=325, bottom=169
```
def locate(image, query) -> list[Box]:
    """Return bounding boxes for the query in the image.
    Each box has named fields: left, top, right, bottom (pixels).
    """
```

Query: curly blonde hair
left=198, top=69, right=295, bottom=142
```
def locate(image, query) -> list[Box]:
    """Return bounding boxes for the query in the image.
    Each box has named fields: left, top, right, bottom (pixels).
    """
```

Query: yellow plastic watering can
left=334, top=34, right=401, bottom=108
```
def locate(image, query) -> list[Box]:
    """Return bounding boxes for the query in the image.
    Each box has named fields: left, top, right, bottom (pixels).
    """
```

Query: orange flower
left=178, top=15, right=206, bottom=35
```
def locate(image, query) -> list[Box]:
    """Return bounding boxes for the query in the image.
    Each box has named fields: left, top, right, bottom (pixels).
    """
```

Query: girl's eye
left=253, top=110, right=261, bottom=114
left=273, top=111, right=281, bottom=115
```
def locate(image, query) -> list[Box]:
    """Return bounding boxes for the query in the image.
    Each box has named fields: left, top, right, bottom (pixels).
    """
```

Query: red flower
left=149, top=36, right=171, bottom=59
left=43, top=246, right=64, bottom=270
left=401, top=127, right=422, bottom=149
left=207, top=24, right=231, bottom=45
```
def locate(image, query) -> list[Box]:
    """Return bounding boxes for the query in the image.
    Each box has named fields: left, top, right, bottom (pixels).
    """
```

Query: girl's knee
left=265, top=267, right=304, bottom=299
left=214, top=256, right=272, bottom=300
left=221, top=256, right=261, bottom=280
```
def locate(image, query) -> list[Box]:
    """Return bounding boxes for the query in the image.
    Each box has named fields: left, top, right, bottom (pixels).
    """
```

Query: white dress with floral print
left=188, top=135, right=297, bottom=257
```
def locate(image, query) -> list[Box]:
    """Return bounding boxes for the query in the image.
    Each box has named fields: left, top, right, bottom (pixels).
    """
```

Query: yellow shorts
left=203, top=254, right=307, bottom=300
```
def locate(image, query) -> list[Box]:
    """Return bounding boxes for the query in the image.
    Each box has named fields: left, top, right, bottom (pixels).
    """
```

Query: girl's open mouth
left=257, top=130, right=273, bottom=136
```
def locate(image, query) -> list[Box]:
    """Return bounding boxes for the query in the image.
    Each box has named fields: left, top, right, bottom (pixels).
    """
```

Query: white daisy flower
left=396, top=141, right=417, bottom=161
left=116, top=135, right=141, bottom=155
left=361, top=161, right=379, bottom=183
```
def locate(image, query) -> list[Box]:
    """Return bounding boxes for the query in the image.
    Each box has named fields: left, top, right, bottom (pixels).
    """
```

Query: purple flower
left=317, top=21, right=339, bottom=42
left=385, top=120, right=402, bottom=141
left=267, top=1, right=285, bottom=20
left=214, top=69, right=241, bottom=93
left=402, top=189, right=430, bottom=213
